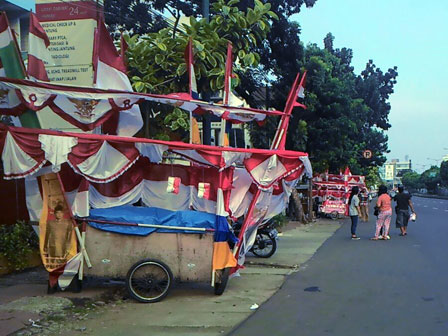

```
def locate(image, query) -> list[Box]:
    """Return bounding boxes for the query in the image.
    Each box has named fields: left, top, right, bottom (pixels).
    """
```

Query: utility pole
left=201, top=0, right=212, bottom=145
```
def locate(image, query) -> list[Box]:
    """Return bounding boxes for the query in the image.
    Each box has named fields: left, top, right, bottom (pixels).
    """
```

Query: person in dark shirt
left=394, top=185, right=416, bottom=236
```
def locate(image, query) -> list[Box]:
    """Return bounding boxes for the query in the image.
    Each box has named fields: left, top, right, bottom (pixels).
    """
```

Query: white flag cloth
left=93, top=21, right=143, bottom=136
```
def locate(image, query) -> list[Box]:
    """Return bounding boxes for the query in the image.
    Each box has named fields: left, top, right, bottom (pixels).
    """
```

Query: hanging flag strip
left=0, top=77, right=284, bottom=130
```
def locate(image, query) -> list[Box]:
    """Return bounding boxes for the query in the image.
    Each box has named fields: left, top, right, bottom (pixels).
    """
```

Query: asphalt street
left=229, top=196, right=448, bottom=336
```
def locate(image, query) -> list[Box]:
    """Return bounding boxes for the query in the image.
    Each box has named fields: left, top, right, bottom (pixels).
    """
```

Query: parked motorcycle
left=232, top=220, right=278, bottom=258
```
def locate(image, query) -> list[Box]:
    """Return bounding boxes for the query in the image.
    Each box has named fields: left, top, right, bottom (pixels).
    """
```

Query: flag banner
left=0, top=13, right=40, bottom=128
left=184, top=38, right=199, bottom=99
left=198, top=182, right=211, bottom=199
left=39, top=172, right=78, bottom=272
left=93, top=21, right=143, bottom=136
left=234, top=189, right=272, bottom=271
left=1, top=125, right=311, bottom=272
left=167, top=176, right=181, bottom=194
left=0, top=13, right=25, bottom=79
left=0, top=77, right=283, bottom=130
left=271, top=71, right=307, bottom=150
left=48, top=252, right=82, bottom=290
left=212, top=188, right=237, bottom=271
left=0, top=125, right=310, bottom=220
left=0, top=124, right=311, bottom=181
left=28, top=13, right=55, bottom=82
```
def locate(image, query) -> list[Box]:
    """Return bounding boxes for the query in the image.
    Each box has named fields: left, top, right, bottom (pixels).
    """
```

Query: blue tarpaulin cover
left=87, top=206, right=216, bottom=236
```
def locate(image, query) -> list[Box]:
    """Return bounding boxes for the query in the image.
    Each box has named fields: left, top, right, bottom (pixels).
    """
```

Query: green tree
left=249, top=32, right=396, bottom=175
left=105, top=0, right=200, bottom=35
left=123, top=0, right=275, bottom=140
left=365, top=166, right=382, bottom=189
left=401, top=171, right=423, bottom=191
left=440, top=161, right=448, bottom=187
left=420, top=166, right=440, bottom=193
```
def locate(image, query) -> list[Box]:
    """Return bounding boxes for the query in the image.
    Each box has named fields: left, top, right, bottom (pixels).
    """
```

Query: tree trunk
left=291, top=189, right=306, bottom=223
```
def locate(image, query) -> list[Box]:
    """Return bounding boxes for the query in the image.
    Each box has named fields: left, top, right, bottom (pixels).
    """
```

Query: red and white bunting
left=0, top=77, right=283, bottom=130
left=0, top=125, right=311, bottom=218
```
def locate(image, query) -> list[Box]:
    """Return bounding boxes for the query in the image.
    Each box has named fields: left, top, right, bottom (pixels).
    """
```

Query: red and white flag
left=27, top=13, right=53, bottom=81
left=223, top=42, right=233, bottom=105
left=93, top=21, right=143, bottom=136
left=271, top=71, right=307, bottom=150
left=167, top=176, right=181, bottom=194
left=198, top=182, right=211, bottom=199
left=184, top=38, right=199, bottom=99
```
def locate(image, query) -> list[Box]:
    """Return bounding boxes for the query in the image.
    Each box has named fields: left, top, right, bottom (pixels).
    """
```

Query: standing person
left=372, top=185, right=392, bottom=240
left=348, top=186, right=361, bottom=240
left=394, top=185, right=416, bottom=236
left=359, top=188, right=369, bottom=222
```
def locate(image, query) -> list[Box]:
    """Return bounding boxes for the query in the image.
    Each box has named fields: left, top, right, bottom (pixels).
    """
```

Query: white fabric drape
left=39, top=134, right=77, bottom=172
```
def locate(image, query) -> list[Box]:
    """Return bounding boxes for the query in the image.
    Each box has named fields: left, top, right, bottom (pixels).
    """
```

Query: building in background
left=0, top=0, right=33, bottom=57
left=381, top=158, right=412, bottom=188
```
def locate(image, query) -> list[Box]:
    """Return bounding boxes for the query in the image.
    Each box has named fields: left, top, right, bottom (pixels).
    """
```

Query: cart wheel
left=126, top=259, right=173, bottom=303
left=214, top=267, right=230, bottom=295
left=330, top=211, right=338, bottom=220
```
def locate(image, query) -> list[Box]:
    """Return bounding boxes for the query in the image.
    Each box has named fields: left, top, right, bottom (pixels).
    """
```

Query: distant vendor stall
left=313, top=168, right=366, bottom=219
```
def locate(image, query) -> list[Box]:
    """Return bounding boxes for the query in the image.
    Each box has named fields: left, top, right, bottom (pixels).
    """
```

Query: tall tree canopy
left=104, top=0, right=398, bottom=175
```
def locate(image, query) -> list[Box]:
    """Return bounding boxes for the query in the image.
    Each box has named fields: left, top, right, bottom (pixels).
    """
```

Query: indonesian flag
left=185, top=38, right=199, bottom=99
left=184, top=38, right=201, bottom=144
left=167, top=176, right=181, bottom=194
left=198, top=182, right=211, bottom=199
left=220, top=42, right=234, bottom=147
left=93, top=21, right=143, bottom=136
left=27, top=13, right=53, bottom=82
left=297, top=72, right=306, bottom=99
left=271, top=71, right=307, bottom=150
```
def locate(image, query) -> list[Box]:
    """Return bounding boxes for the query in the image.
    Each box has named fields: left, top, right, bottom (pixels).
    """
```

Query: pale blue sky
left=293, top=0, right=448, bottom=172
left=8, top=0, right=34, bottom=11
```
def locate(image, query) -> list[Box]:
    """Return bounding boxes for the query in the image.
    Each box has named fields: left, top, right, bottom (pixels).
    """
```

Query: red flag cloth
left=272, top=71, right=307, bottom=150
left=184, top=38, right=198, bottom=99
left=223, top=42, right=233, bottom=104
left=27, top=13, right=52, bottom=81
left=93, top=21, right=142, bottom=136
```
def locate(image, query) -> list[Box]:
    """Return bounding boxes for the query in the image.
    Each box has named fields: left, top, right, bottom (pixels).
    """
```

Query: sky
left=8, top=0, right=34, bottom=11
left=292, top=0, right=448, bottom=173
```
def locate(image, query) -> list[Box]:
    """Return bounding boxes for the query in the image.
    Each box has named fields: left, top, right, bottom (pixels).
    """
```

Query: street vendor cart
left=313, top=169, right=366, bottom=219
left=0, top=68, right=310, bottom=302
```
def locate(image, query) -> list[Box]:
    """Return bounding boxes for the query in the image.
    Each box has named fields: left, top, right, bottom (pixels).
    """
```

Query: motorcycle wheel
left=251, top=232, right=277, bottom=258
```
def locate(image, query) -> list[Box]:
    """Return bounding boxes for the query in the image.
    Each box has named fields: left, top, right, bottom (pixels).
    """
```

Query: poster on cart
left=39, top=172, right=78, bottom=272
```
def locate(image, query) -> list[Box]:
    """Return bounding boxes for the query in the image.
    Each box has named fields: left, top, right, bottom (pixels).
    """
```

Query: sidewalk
left=0, top=219, right=342, bottom=336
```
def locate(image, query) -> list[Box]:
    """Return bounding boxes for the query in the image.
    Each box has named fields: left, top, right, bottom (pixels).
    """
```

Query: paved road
left=229, top=196, right=448, bottom=336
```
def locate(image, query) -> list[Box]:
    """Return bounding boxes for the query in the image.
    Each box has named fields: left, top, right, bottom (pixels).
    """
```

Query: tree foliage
left=401, top=171, right=423, bottom=191
left=117, top=0, right=274, bottom=140
left=249, top=33, right=397, bottom=175
left=105, top=0, right=199, bottom=35
left=420, top=166, right=441, bottom=192
left=440, top=161, right=448, bottom=187
left=402, top=165, right=444, bottom=193
left=365, top=166, right=383, bottom=189
left=105, top=0, right=398, bottom=175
